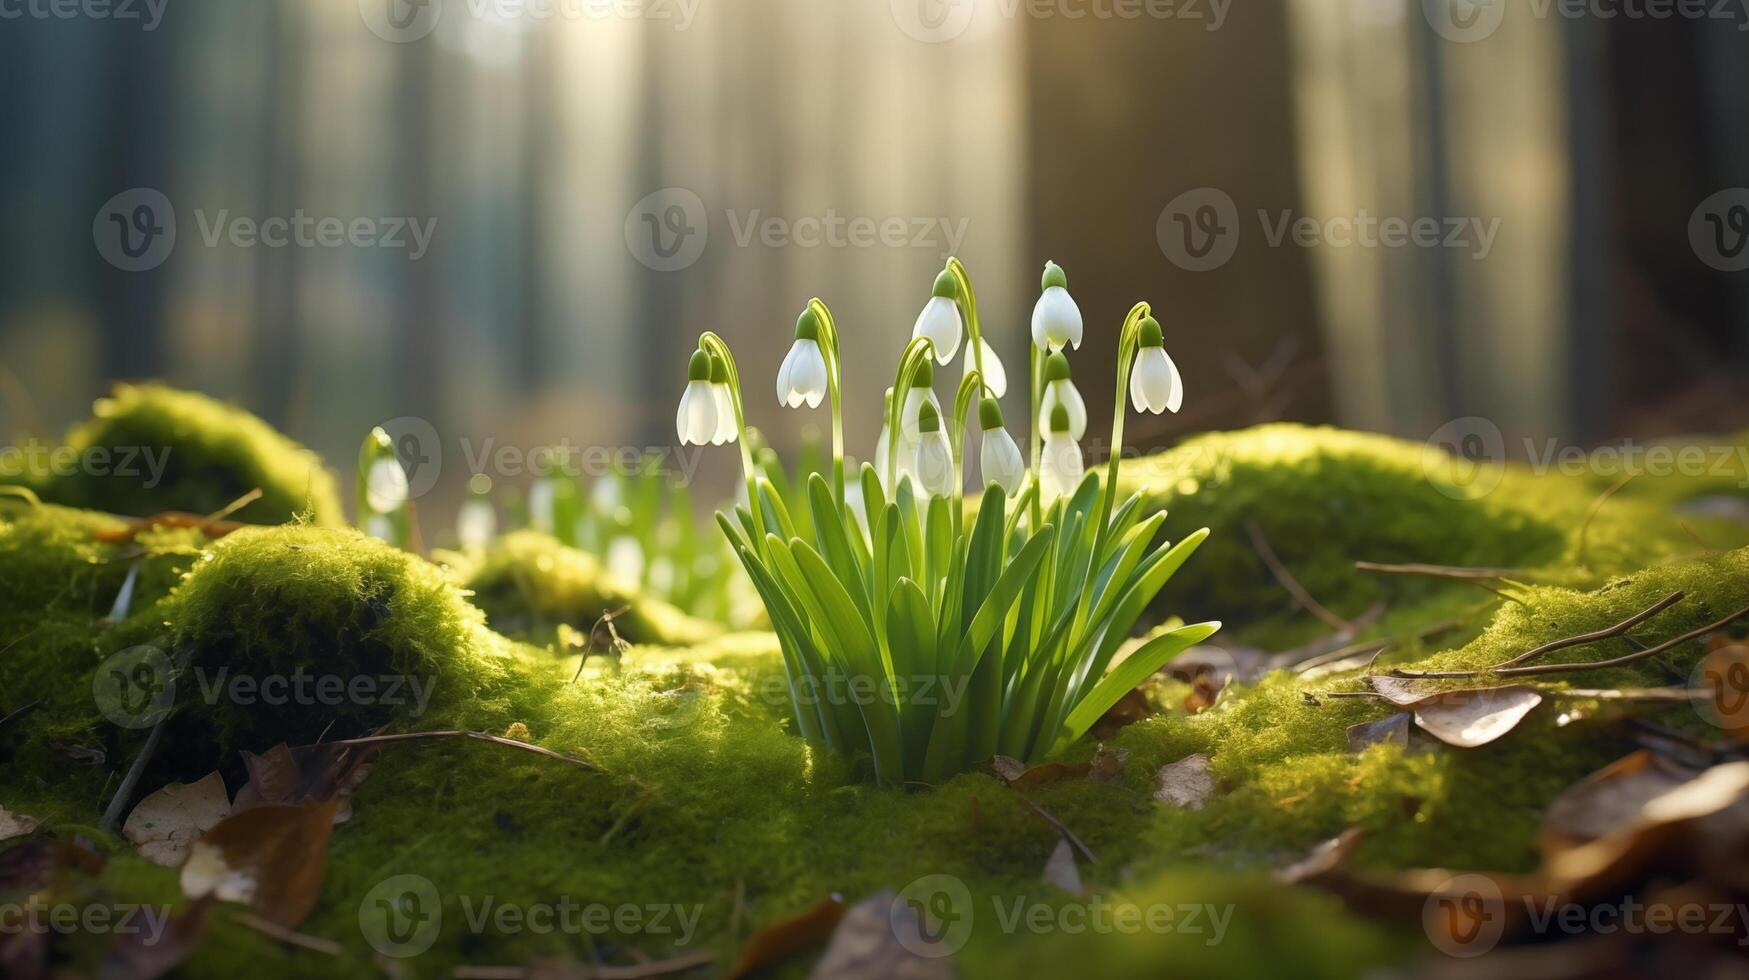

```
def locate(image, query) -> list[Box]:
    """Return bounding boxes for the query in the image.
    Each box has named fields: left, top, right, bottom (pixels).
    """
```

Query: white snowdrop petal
left=457, top=500, right=497, bottom=549
left=912, top=296, right=964, bottom=364
left=1031, top=286, right=1083, bottom=352
left=365, top=458, right=410, bottom=515
left=964, top=338, right=1007, bottom=398
left=980, top=427, right=1026, bottom=496
left=916, top=431, right=956, bottom=498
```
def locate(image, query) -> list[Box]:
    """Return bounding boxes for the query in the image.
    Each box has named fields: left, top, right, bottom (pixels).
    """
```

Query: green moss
left=34, top=384, right=344, bottom=526
left=453, top=531, right=724, bottom=648
left=150, top=525, right=517, bottom=770
left=1120, top=424, right=1744, bottom=645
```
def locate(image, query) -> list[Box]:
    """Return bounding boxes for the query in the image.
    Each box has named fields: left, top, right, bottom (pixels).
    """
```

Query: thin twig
left=1014, top=793, right=1098, bottom=864
left=205, top=488, right=263, bottom=524
left=1353, top=561, right=1523, bottom=581
left=1393, top=602, right=1749, bottom=680
left=232, top=912, right=343, bottom=955
left=1577, top=473, right=1639, bottom=566
left=1246, top=520, right=1347, bottom=631
left=99, top=714, right=166, bottom=833
left=452, top=952, right=717, bottom=980
left=572, top=606, right=632, bottom=684
left=0, top=699, right=43, bottom=730
left=314, top=729, right=601, bottom=773
left=1496, top=591, right=1686, bottom=668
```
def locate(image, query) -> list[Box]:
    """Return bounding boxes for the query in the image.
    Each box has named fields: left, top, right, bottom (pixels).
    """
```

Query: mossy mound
left=33, top=383, right=344, bottom=526
left=153, top=525, right=515, bottom=771
left=454, top=530, right=724, bottom=648
left=1119, top=423, right=1740, bottom=643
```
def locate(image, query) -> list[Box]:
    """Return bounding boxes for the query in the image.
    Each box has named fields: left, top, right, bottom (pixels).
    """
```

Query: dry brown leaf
left=1088, top=746, right=1127, bottom=784
left=1090, top=688, right=1152, bottom=740
left=1366, top=674, right=1430, bottom=705
left=808, top=891, right=955, bottom=980
left=233, top=742, right=376, bottom=825
left=1346, top=714, right=1411, bottom=753
left=1541, top=751, right=1699, bottom=858
left=1409, top=686, right=1544, bottom=748
left=180, top=800, right=338, bottom=928
left=727, top=896, right=846, bottom=979
left=0, top=806, right=40, bottom=842
left=124, top=772, right=232, bottom=867
left=1042, top=838, right=1081, bottom=894
left=0, top=837, right=105, bottom=893
left=1154, top=753, right=1214, bottom=810
left=991, top=756, right=1088, bottom=789
left=1183, top=674, right=1221, bottom=714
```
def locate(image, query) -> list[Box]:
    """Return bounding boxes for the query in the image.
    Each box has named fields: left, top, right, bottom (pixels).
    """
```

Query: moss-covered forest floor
left=7, top=387, right=1749, bottom=978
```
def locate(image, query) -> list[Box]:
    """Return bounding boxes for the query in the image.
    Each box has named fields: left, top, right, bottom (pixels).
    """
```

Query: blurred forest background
left=1, top=0, right=1747, bottom=532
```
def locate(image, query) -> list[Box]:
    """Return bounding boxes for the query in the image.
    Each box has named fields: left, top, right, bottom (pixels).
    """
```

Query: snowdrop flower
left=1039, top=403, right=1084, bottom=504
left=962, top=336, right=1007, bottom=398
left=777, top=310, right=829, bottom=408
left=977, top=398, right=1025, bottom=496
left=709, top=353, right=738, bottom=446
left=527, top=473, right=557, bottom=534
left=364, top=514, right=396, bottom=543
left=364, top=455, right=410, bottom=515
left=1030, top=261, right=1083, bottom=352
left=913, top=402, right=956, bottom=499
left=900, top=358, right=942, bottom=438
left=676, top=349, right=720, bottom=447
left=911, top=270, right=963, bottom=365
left=1038, top=351, right=1087, bottom=440
left=1129, top=315, right=1183, bottom=414
left=457, top=474, right=497, bottom=549
left=607, top=536, right=646, bottom=584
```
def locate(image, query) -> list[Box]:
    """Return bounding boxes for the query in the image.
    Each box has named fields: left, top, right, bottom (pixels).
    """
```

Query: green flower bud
left=931, top=269, right=957, bottom=300
left=795, top=308, right=820, bottom=341
left=1044, top=351, right=1072, bottom=382
left=1041, top=260, right=1068, bottom=292
left=978, top=396, right=1005, bottom=431
left=687, top=349, right=712, bottom=381
left=918, top=400, right=941, bottom=433
left=1138, top=316, right=1164, bottom=349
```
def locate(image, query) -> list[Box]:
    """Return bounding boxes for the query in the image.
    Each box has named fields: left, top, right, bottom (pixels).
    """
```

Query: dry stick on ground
left=1577, top=472, right=1639, bottom=567
left=316, top=730, right=601, bottom=773
left=1391, top=601, right=1749, bottom=681
left=571, top=606, right=632, bottom=684
left=1353, top=560, right=1527, bottom=606
left=99, top=713, right=166, bottom=833
left=0, top=698, right=43, bottom=730
left=1246, top=520, right=1349, bottom=631
left=1385, top=590, right=1685, bottom=678
left=231, top=912, right=343, bottom=956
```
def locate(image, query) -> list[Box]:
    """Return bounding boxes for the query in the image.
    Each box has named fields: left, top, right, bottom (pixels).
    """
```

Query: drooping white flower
left=1037, top=351, right=1087, bottom=440
left=778, top=310, right=829, bottom=408
left=874, top=417, right=893, bottom=493
left=911, top=270, right=963, bottom=364
left=900, top=358, right=941, bottom=439
left=977, top=398, right=1025, bottom=496
left=457, top=474, right=497, bottom=549
left=607, top=536, right=646, bottom=584
left=528, top=476, right=557, bottom=534
left=676, top=349, right=720, bottom=446
left=364, top=456, right=410, bottom=515
left=913, top=402, right=956, bottom=499
left=1030, top=261, right=1083, bottom=352
left=1039, top=404, right=1084, bottom=504
left=962, top=336, right=1007, bottom=398
left=1129, top=315, right=1183, bottom=414
left=709, top=353, right=738, bottom=446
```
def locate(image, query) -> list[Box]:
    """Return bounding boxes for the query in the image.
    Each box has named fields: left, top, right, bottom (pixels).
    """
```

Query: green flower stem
left=1092, top=302, right=1152, bottom=558
left=1028, top=344, right=1045, bottom=529
left=698, top=332, right=765, bottom=547
left=806, top=298, right=847, bottom=513
left=945, top=257, right=992, bottom=400
left=885, top=336, right=938, bottom=495
left=950, top=369, right=982, bottom=535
